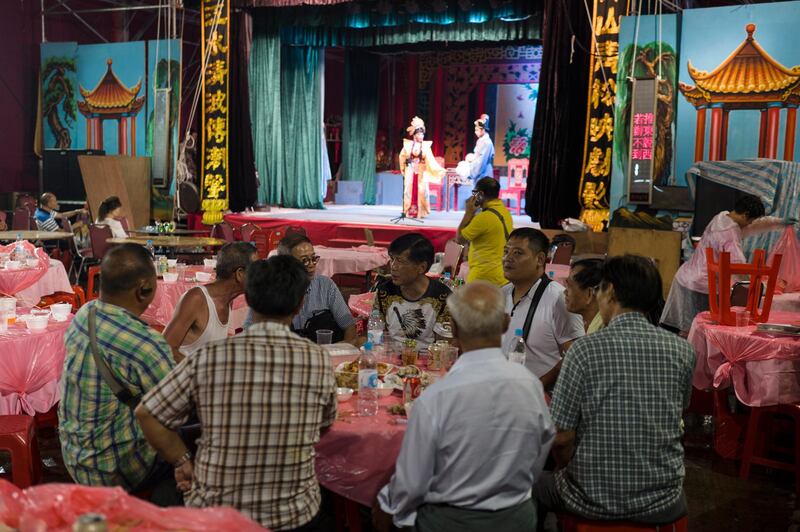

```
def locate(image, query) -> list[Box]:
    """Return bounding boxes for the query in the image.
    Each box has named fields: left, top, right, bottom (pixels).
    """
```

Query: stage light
left=499, top=15, right=532, bottom=22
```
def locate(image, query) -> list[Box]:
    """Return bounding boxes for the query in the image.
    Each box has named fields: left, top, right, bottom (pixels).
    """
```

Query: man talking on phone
left=456, top=177, right=513, bottom=286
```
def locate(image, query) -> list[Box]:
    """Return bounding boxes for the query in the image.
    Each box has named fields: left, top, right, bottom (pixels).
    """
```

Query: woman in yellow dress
left=399, top=116, right=445, bottom=219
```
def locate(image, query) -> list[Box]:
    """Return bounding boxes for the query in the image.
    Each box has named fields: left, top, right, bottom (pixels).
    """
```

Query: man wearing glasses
left=244, top=233, right=357, bottom=344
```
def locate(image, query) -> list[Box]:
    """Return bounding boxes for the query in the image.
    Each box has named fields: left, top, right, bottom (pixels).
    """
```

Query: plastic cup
left=316, top=329, right=334, bottom=344
left=0, top=312, right=7, bottom=333
left=735, top=309, right=751, bottom=327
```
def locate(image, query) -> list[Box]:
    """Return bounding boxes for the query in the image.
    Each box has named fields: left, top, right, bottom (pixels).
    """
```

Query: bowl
left=195, top=271, right=213, bottom=283
left=25, top=258, right=40, bottom=268
left=376, top=383, right=394, bottom=398
left=203, top=258, right=217, bottom=270
left=50, top=303, right=71, bottom=321
left=25, top=315, right=49, bottom=332
left=167, top=259, right=178, bottom=268
left=5, top=261, right=20, bottom=270
left=30, top=308, right=50, bottom=318
left=336, top=387, right=354, bottom=402
left=163, top=272, right=179, bottom=283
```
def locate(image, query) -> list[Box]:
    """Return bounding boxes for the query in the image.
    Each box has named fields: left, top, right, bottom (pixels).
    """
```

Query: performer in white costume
left=399, top=116, right=445, bottom=219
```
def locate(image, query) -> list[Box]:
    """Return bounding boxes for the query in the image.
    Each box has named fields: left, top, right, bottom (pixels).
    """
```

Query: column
left=720, top=109, right=730, bottom=161
left=86, top=119, right=93, bottom=149
left=758, top=110, right=767, bottom=157
left=694, top=107, right=707, bottom=162
left=765, top=104, right=781, bottom=159
left=96, top=119, right=104, bottom=151
left=432, top=66, right=444, bottom=157
left=708, top=105, right=723, bottom=161
left=130, top=117, right=136, bottom=156
left=118, top=117, right=128, bottom=155
left=784, top=106, right=797, bottom=161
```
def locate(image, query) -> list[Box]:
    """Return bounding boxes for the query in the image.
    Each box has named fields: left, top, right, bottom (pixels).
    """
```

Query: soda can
left=403, top=376, right=422, bottom=404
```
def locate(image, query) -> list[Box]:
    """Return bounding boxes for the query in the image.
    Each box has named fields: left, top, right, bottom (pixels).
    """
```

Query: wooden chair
left=499, top=158, right=529, bottom=215
left=706, top=248, right=782, bottom=325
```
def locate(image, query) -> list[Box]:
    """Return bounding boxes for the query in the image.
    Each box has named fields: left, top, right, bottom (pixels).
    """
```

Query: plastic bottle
left=508, top=328, right=527, bottom=365
left=357, top=342, right=379, bottom=416
left=158, top=255, right=168, bottom=275
left=442, top=272, right=452, bottom=289
left=145, top=239, right=155, bottom=259
left=367, top=310, right=384, bottom=346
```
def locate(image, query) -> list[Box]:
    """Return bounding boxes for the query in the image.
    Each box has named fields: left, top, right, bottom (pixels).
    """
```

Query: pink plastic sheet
left=688, top=310, right=800, bottom=406
left=315, top=395, right=406, bottom=507
left=768, top=226, right=800, bottom=294
left=0, top=316, right=71, bottom=415
left=348, top=292, right=375, bottom=320
left=0, top=242, right=49, bottom=296
left=15, top=260, right=73, bottom=307
left=268, top=245, right=389, bottom=278
left=774, top=292, right=800, bottom=313
left=0, top=479, right=266, bottom=531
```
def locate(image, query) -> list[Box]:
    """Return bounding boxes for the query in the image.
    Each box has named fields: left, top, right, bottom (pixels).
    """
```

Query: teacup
left=195, top=271, right=213, bottom=283
left=163, top=272, right=179, bottom=283
left=50, top=303, right=71, bottom=321
left=203, top=258, right=217, bottom=270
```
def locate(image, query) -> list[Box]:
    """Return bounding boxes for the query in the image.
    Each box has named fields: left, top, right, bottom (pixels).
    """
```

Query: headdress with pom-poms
left=406, top=116, right=426, bottom=136
left=474, top=114, right=490, bottom=131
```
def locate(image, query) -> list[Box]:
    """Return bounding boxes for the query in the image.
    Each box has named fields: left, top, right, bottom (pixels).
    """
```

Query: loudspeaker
left=43, top=149, right=105, bottom=202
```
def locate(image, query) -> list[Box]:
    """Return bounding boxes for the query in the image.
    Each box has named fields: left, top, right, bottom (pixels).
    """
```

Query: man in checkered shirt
left=535, top=255, right=695, bottom=524
left=136, top=255, right=337, bottom=531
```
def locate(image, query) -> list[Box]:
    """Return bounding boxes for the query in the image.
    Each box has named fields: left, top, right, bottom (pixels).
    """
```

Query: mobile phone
left=473, top=192, right=484, bottom=207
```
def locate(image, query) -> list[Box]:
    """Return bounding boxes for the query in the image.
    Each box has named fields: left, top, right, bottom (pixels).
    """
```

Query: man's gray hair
left=446, top=281, right=506, bottom=338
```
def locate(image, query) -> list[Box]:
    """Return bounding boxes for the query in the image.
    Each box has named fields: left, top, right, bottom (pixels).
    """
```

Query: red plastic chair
left=210, top=221, right=235, bottom=243
left=706, top=248, right=782, bottom=326
left=251, top=228, right=269, bottom=259
left=740, top=403, right=800, bottom=495
left=240, top=223, right=259, bottom=243
left=499, top=158, right=529, bottom=215
left=12, top=208, right=32, bottom=231
left=268, top=228, right=285, bottom=252
left=87, top=265, right=101, bottom=300
left=0, top=415, right=42, bottom=488
left=560, top=514, right=688, bottom=532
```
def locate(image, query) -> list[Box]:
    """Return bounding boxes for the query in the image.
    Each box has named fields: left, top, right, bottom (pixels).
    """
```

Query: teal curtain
left=342, top=50, right=379, bottom=205
left=250, top=14, right=324, bottom=208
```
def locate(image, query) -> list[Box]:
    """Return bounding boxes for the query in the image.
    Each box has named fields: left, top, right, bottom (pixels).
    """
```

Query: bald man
left=59, top=244, right=178, bottom=505
left=374, top=282, right=555, bottom=532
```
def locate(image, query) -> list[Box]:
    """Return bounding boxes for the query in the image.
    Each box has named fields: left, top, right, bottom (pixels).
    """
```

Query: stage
left=224, top=204, right=539, bottom=252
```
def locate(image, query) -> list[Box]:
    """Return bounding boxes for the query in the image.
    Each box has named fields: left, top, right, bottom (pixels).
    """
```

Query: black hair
left=246, top=255, right=309, bottom=317
left=388, top=233, right=435, bottom=271
left=39, top=192, right=55, bottom=208
left=98, top=196, right=122, bottom=221
left=100, top=243, right=155, bottom=297
left=508, top=227, right=550, bottom=256
left=277, top=233, right=313, bottom=256
left=216, top=242, right=257, bottom=280
left=474, top=176, right=500, bottom=199
left=733, top=194, right=766, bottom=220
left=600, top=255, right=663, bottom=316
left=571, top=258, right=604, bottom=290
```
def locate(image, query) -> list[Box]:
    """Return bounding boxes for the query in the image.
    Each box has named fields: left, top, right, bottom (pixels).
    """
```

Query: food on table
left=387, top=404, right=406, bottom=416
left=335, top=360, right=394, bottom=389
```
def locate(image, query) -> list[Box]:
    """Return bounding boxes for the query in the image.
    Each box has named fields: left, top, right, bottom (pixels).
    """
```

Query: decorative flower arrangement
left=503, top=120, right=531, bottom=159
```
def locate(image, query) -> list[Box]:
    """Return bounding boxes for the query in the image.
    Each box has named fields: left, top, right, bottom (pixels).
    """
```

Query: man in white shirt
left=501, top=228, right=584, bottom=389
left=374, top=281, right=555, bottom=532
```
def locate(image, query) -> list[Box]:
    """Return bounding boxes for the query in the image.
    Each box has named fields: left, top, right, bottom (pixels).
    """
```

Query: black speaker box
left=42, top=149, right=105, bottom=202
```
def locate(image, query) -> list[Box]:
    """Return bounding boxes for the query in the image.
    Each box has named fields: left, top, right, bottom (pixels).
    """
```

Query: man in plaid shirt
left=59, top=244, right=176, bottom=502
left=136, top=255, right=337, bottom=531
left=535, top=255, right=695, bottom=524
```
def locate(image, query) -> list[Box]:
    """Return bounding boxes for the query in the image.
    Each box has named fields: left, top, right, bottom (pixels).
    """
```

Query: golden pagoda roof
left=679, top=24, right=800, bottom=108
left=78, top=59, right=145, bottom=115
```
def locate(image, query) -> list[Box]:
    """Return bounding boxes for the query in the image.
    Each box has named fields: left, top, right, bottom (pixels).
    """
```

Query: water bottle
left=442, top=272, right=452, bottom=289
left=358, top=342, right=379, bottom=416
left=367, top=310, right=384, bottom=346
left=508, top=328, right=527, bottom=365
left=12, top=234, right=26, bottom=262
left=145, top=239, right=155, bottom=259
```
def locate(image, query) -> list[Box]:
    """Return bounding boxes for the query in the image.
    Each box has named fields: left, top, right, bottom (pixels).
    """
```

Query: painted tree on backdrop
left=42, top=56, right=77, bottom=149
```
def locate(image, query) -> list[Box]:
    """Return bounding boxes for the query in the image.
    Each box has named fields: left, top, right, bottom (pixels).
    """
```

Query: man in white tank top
left=163, top=242, right=258, bottom=361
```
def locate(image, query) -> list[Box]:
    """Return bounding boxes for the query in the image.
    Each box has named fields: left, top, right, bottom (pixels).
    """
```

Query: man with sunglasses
left=164, top=242, right=258, bottom=361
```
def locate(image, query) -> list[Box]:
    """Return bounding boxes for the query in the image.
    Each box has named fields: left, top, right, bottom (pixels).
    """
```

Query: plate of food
left=335, top=360, right=396, bottom=389
left=756, top=323, right=800, bottom=336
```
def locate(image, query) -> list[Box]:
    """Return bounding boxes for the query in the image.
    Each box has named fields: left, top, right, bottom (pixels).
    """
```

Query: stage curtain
left=526, top=0, right=591, bottom=227
left=342, top=50, right=379, bottom=205
left=228, top=10, right=258, bottom=211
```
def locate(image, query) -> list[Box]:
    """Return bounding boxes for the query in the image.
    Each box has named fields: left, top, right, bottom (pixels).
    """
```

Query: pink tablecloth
left=0, top=243, right=50, bottom=297
left=0, top=315, right=72, bottom=415
left=270, top=245, right=389, bottom=278
left=456, top=263, right=570, bottom=286
left=688, top=310, right=800, bottom=407
left=15, top=260, right=72, bottom=307
left=141, top=266, right=247, bottom=332
left=773, top=292, right=800, bottom=313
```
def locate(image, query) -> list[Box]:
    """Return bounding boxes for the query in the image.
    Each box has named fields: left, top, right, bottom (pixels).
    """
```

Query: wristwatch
left=173, top=450, right=193, bottom=468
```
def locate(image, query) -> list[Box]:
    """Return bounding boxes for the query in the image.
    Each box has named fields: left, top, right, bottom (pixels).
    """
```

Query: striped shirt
left=34, top=208, right=60, bottom=231
left=141, top=320, right=337, bottom=530
left=550, top=312, right=695, bottom=520
left=59, top=300, right=175, bottom=489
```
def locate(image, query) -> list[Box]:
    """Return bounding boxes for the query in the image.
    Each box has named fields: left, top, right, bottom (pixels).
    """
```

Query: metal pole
left=50, top=0, right=110, bottom=43
left=45, top=4, right=171, bottom=15
left=41, top=0, right=46, bottom=42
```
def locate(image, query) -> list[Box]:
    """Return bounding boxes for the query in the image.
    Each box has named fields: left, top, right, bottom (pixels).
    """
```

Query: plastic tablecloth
left=141, top=266, right=247, bottom=332
left=688, top=310, right=800, bottom=406
left=269, top=245, right=389, bottom=278
left=0, top=479, right=266, bottom=531
left=0, top=242, right=49, bottom=297
left=15, top=260, right=72, bottom=308
left=773, top=292, right=800, bottom=313
left=0, top=314, right=72, bottom=415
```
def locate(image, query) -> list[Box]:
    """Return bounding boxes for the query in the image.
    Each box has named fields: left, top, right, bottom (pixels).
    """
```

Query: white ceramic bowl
left=25, top=258, right=40, bottom=268
left=195, top=271, right=213, bottom=283
left=25, top=315, right=49, bottom=332
left=163, top=272, right=179, bottom=283
left=203, top=258, right=217, bottom=270
left=376, top=383, right=394, bottom=398
left=50, top=303, right=71, bottom=320
left=336, top=387, right=354, bottom=402
left=0, top=298, right=16, bottom=312
left=167, top=259, right=178, bottom=268
left=5, top=261, right=20, bottom=270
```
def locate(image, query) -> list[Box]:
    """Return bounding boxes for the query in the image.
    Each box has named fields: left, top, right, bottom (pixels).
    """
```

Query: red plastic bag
left=768, top=226, right=800, bottom=294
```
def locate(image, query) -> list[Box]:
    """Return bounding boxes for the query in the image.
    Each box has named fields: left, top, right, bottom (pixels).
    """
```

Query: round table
left=268, top=245, right=389, bottom=278
left=130, top=228, right=209, bottom=236
left=107, top=236, right=226, bottom=248
left=0, top=231, right=73, bottom=242
left=14, top=259, right=73, bottom=307
left=0, top=314, right=72, bottom=415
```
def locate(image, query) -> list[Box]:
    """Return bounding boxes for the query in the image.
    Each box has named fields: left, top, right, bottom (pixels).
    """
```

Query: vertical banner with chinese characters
left=201, top=0, right=229, bottom=225
left=578, top=0, right=624, bottom=232
left=627, top=78, right=657, bottom=204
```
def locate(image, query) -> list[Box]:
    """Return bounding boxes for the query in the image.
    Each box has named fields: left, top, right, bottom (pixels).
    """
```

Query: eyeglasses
left=301, top=255, right=320, bottom=266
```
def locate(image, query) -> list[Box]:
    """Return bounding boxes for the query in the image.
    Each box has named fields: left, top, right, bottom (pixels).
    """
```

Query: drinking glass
left=316, top=329, right=334, bottom=344
left=735, top=309, right=751, bottom=327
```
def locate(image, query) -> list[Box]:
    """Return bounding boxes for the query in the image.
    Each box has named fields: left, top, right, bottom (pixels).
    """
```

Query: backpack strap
left=484, top=207, right=510, bottom=240
left=88, top=306, right=142, bottom=410
left=522, top=275, right=552, bottom=343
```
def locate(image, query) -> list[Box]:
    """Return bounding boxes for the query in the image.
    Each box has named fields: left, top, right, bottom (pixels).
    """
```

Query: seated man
left=563, top=258, right=604, bottom=333
left=501, top=228, right=584, bottom=389
left=59, top=244, right=176, bottom=499
left=244, top=234, right=356, bottom=343
left=535, top=255, right=695, bottom=523
left=136, top=255, right=337, bottom=530
left=375, top=282, right=555, bottom=531
left=164, top=242, right=257, bottom=360
left=34, top=192, right=87, bottom=231
left=374, top=233, right=451, bottom=348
